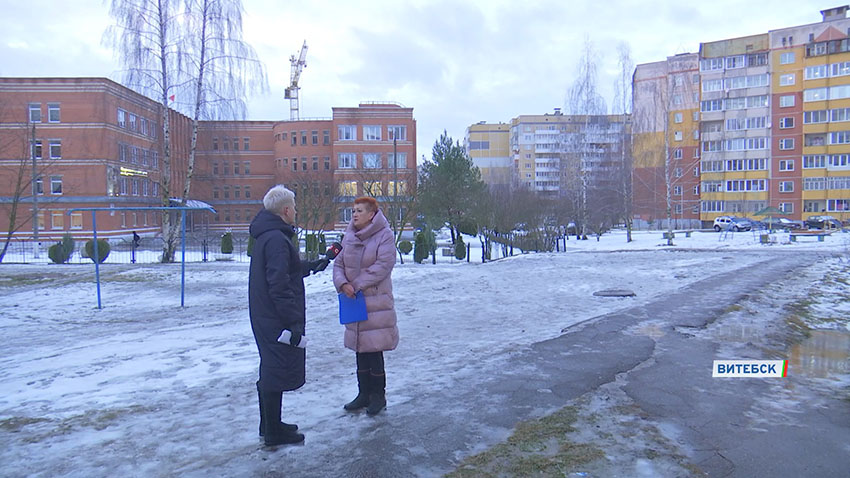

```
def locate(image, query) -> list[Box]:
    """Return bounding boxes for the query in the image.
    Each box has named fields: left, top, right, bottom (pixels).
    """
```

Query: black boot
left=366, top=372, right=386, bottom=416
left=257, top=381, right=297, bottom=436
left=344, top=370, right=371, bottom=411
left=259, top=390, right=304, bottom=446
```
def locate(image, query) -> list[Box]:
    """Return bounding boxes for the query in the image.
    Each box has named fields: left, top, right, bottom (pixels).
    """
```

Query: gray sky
left=0, top=0, right=824, bottom=163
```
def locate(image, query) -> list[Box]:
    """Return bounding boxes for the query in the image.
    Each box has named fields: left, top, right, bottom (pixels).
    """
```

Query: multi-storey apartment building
left=465, top=111, right=629, bottom=200
left=0, top=77, right=416, bottom=241
left=464, top=121, right=511, bottom=190
left=635, top=6, right=850, bottom=227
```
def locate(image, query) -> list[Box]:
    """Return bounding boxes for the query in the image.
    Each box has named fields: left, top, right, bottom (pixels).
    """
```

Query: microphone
left=325, top=242, right=342, bottom=260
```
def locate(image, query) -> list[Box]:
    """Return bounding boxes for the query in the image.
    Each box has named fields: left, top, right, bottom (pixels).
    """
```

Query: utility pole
left=393, top=134, right=398, bottom=239
left=30, top=121, right=39, bottom=258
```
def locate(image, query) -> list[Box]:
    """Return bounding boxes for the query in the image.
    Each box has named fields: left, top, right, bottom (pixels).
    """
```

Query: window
left=830, top=131, right=850, bottom=144
left=213, top=137, right=219, bottom=150
left=311, top=131, right=318, bottom=145
left=363, top=181, right=383, bottom=196
left=694, top=166, right=699, bottom=176
left=233, top=186, right=240, bottom=199
left=341, top=207, right=353, bottom=222
left=702, top=79, right=723, bottom=92
left=291, top=130, right=297, bottom=146
left=702, top=140, right=722, bottom=152
left=49, top=140, right=61, bottom=159
left=673, top=185, right=683, bottom=195
left=301, top=158, right=307, bottom=171
left=323, top=130, right=330, bottom=145
left=324, top=157, right=330, bottom=170
left=233, top=162, right=240, bottom=175
left=725, top=55, right=745, bottom=69
left=338, top=125, right=356, bottom=141
left=363, top=125, right=381, bottom=141
left=674, top=113, right=683, bottom=123
left=222, top=161, right=230, bottom=175
left=780, top=52, right=795, bottom=64
left=779, top=181, right=794, bottom=192
left=803, top=87, right=828, bottom=102
left=244, top=161, right=250, bottom=175
left=674, top=131, right=683, bottom=141
left=803, top=155, right=826, bottom=168
left=832, top=108, right=850, bottom=122
left=245, top=186, right=252, bottom=199
left=779, top=117, right=794, bottom=129
left=312, top=157, right=318, bottom=170
left=339, top=181, right=357, bottom=196
left=701, top=99, right=723, bottom=112
left=674, top=167, right=683, bottom=178
left=132, top=179, right=139, bottom=196
left=117, top=109, right=126, bottom=128
left=673, top=148, right=682, bottom=159
left=223, top=186, right=230, bottom=199
left=805, top=65, right=829, bottom=80
left=804, top=110, right=828, bottom=123
left=779, top=159, right=794, bottom=171
left=213, top=162, right=219, bottom=175
left=301, top=131, right=307, bottom=145
left=387, top=180, right=407, bottom=195
left=48, top=103, right=60, bottom=123
left=779, top=74, right=795, bottom=86
left=139, top=118, right=147, bottom=136
left=779, top=202, right=794, bottom=213
left=243, top=137, right=250, bottom=150
left=223, top=137, right=230, bottom=151
left=31, top=140, right=42, bottom=159
left=363, top=153, right=381, bottom=169
left=50, top=176, right=63, bottom=194
left=71, top=212, right=83, bottom=230
left=388, top=152, right=407, bottom=169
left=700, top=58, right=724, bottom=71
left=338, top=153, right=356, bottom=168
left=779, top=95, right=795, bottom=107
left=804, top=177, right=826, bottom=190
left=29, top=103, right=41, bottom=123
left=128, top=114, right=136, bottom=131
left=388, top=126, right=407, bottom=141
left=779, top=138, right=795, bottom=150
left=213, top=188, right=220, bottom=199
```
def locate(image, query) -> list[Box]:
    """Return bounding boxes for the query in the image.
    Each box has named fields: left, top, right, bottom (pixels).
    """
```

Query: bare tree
left=105, top=0, right=267, bottom=262
left=612, top=42, right=634, bottom=242
left=565, top=37, right=607, bottom=239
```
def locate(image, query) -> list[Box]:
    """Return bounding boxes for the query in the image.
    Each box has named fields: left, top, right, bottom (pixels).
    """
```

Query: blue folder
left=339, top=291, right=368, bottom=324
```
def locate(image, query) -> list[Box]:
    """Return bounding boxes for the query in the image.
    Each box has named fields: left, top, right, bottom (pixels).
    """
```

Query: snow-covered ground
left=1, top=230, right=849, bottom=477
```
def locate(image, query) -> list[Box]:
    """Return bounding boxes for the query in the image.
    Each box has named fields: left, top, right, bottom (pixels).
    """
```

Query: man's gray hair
left=263, top=185, right=295, bottom=214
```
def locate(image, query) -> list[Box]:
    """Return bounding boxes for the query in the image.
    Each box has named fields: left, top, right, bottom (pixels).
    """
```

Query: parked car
left=713, top=216, right=752, bottom=232
left=805, top=215, right=842, bottom=230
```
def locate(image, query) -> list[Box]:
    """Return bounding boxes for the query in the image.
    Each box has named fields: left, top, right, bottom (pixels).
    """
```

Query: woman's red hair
left=354, top=196, right=379, bottom=212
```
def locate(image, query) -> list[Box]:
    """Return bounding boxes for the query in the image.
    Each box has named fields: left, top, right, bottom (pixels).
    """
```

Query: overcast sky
left=0, top=0, right=825, bottom=163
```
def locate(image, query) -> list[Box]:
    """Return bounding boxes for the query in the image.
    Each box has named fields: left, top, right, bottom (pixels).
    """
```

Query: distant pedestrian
left=248, top=185, right=329, bottom=446
left=334, top=196, right=398, bottom=416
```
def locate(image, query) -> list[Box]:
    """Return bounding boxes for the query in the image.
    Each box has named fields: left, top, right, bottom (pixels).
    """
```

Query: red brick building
left=0, top=77, right=416, bottom=241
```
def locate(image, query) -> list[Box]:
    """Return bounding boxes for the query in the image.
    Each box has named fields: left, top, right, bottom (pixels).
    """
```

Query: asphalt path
left=270, top=250, right=850, bottom=477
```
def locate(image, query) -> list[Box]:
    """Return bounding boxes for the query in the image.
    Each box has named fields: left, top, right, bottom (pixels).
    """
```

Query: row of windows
left=802, top=131, right=850, bottom=147
left=118, top=143, right=159, bottom=168
left=804, top=85, right=850, bottom=102
left=803, top=177, right=850, bottom=190
left=212, top=161, right=251, bottom=175
left=212, top=137, right=250, bottom=151
left=701, top=74, right=769, bottom=93
left=338, top=125, right=407, bottom=142
left=700, top=95, right=769, bottom=112
left=804, top=108, right=850, bottom=124
left=803, top=155, right=850, bottom=168
left=337, top=153, right=407, bottom=169
left=281, top=156, right=331, bottom=172
left=33, top=176, right=63, bottom=195
left=212, top=185, right=252, bottom=199
left=118, top=177, right=159, bottom=197
left=806, top=38, right=850, bottom=58
left=702, top=200, right=795, bottom=214
left=29, top=139, right=61, bottom=159
left=702, top=138, right=768, bottom=152
left=700, top=158, right=767, bottom=172
left=700, top=53, right=768, bottom=71
left=117, top=109, right=157, bottom=138
left=338, top=180, right=408, bottom=197
left=804, top=61, right=850, bottom=81
left=28, top=103, right=60, bottom=123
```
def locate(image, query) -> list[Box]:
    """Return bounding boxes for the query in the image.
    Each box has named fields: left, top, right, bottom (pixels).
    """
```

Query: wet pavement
left=265, top=251, right=850, bottom=477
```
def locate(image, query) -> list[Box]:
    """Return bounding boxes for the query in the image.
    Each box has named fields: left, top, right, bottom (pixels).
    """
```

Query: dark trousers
left=356, top=351, right=385, bottom=375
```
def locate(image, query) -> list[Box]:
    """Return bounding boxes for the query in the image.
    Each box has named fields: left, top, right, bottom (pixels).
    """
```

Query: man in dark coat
left=249, top=185, right=328, bottom=446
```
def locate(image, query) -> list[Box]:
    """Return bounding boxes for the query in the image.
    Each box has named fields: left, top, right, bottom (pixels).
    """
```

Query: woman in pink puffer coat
left=333, top=196, right=398, bottom=416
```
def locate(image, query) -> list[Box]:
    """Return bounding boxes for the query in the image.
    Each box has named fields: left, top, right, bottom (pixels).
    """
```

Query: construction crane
left=284, top=40, right=308, bottom=120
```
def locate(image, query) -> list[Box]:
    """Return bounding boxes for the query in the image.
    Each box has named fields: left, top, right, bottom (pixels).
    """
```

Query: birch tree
left=105, top=0, right=266, bottom=262
left=565, top=38, right=607, bottom=240
left=612, top=42, right=634, bottom=242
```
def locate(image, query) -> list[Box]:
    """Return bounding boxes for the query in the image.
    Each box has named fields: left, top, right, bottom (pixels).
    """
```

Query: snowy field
left=1, top=229, right=849, bottom=477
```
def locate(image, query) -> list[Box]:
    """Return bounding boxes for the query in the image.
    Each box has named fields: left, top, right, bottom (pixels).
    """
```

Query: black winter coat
left=248, top=209, right=312, bottom=392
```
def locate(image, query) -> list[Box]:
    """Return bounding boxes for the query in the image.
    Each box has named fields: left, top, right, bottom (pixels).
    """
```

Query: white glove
left=277, top=329, right=306, bottom=349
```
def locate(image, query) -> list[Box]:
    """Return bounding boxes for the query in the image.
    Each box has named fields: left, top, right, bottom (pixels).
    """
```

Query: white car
left=713, top=216, right=751, bottom=232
